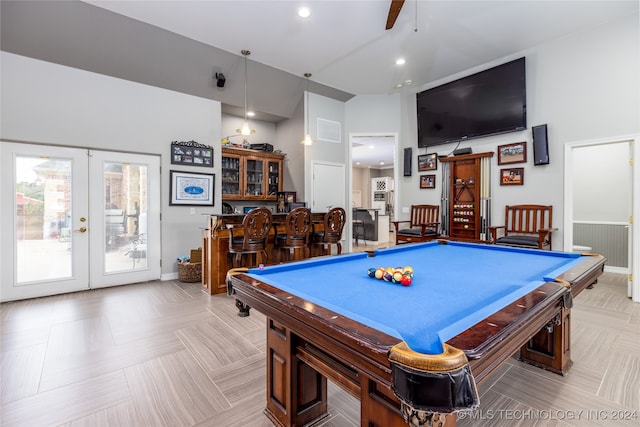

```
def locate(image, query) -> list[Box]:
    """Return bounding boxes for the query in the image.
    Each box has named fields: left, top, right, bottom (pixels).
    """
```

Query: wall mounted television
left=417, top=57, right=526, bottom=148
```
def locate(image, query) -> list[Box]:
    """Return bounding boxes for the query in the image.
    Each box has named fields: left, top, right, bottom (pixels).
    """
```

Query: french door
left=0, top=142, right=160, bottom=301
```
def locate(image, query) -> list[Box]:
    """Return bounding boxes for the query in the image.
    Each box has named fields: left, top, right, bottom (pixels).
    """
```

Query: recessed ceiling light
left=380, top=161, right=385, bottom=165
left=395, top=58, right=406, bottom=66
left=247, top=111, right=255, bottom=117
left=298, top=7, right=311, bottom=18
left=404, top=80, right=413, bottom=85
left=369, top=145, right=375, bottom=149
left=394, top=83, right=403, bottom=88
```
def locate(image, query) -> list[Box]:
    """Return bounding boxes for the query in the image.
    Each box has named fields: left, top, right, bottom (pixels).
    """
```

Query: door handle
left=74, top=227, right=87, bottom=233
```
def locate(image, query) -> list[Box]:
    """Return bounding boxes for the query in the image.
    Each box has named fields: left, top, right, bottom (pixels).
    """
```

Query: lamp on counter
left=301, top=73, right=314, bottom=146
left=236, top=49, right=256, bottom=137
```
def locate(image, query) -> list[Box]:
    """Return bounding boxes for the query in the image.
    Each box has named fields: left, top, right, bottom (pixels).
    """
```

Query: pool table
left=227, top=240, right=605, bottom=427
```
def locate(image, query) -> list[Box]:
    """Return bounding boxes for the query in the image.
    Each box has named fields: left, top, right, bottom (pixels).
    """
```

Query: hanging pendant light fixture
left=237, top=49, right=255, bottom=136
left=301, top=72, right=314, bottom=146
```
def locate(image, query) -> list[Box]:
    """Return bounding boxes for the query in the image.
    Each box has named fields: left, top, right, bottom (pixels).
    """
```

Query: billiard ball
left=401, top=275, right=412, bottom=286
left=367, top=268, right=377, bottom=278
left=375, top=268, right=385, bottom=280
left=392, top=271, right=404, bottom=283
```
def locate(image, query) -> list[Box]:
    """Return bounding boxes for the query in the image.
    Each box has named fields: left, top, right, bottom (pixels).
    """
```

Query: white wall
left=346, top=94, right=402, bottom=219
left=304, top=92, right=346, bottom=206
left=1, top=52, right=221, bottom=275
left=220, top=113, right=276, bottom=146
left=385, top=14, right=638, bottom=250
left=573, top=143, right=631, bottom=222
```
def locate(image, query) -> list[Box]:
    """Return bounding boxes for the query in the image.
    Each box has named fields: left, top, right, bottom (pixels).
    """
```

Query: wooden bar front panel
left=201, top=214, right=326, bottom=295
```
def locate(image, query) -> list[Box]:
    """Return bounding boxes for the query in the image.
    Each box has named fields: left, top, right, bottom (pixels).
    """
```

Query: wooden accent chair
left=273, top=207, right=313, bottom=263
left=488, top=205, right=555, bottom=250
left=228, top=207, right=272, bottom=268
left=311, top=207, right=346, bottom=256
left=391, top=204, right=440, bottom=245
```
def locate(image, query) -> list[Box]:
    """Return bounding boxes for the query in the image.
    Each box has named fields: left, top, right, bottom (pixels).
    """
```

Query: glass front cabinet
left=221, top=147, right=284, bottom=201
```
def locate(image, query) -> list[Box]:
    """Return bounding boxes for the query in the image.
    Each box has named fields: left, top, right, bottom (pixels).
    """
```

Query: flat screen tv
left=417, top=57, right=526, bottom=148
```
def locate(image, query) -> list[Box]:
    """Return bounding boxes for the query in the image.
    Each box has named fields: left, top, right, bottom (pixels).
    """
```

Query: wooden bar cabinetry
left=202, top=213, right=326, bottom=295
left=221, top=147, right=284, bottom=201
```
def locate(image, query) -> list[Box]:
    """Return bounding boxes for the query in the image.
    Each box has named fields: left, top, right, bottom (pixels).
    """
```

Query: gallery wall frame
left=500, top=167, right=524, bottom=186
left=169, top=170, right=215, bottom=206
left=171, top=140, right=213, bottom=167
left=497, top=142, right=527, bottom=165
left=418, top=153, right=438, bottom=171
left=420, top=174, right=436, bottom=189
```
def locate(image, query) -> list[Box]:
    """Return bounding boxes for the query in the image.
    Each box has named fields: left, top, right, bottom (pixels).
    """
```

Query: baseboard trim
left=161, top=272, right=179, bottom=281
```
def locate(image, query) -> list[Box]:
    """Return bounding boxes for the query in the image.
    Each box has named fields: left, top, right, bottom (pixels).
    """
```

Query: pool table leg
left=520, top=307, right=572, bottom=375
left=262, top=314, right=457, bottom=427
left=234, top=299, right=251, bottom=317
left=264, top=318, right=329, bottom=427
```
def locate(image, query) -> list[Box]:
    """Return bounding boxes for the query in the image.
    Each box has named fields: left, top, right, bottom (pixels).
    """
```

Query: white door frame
left=348, top=132, right=399, bottom=251
left=563, top=134, right=638, bottom=301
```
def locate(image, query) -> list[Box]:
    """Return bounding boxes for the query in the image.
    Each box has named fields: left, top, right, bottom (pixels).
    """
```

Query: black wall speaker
left=403, top=148, right=412, bottom=176
left=215, top=72, right=226, bottom=88
left=532, top=124, right=549, bottom=165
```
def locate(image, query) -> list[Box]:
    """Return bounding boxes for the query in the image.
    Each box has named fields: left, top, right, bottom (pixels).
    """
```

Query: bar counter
left=201, top=212, right=326, bottom=295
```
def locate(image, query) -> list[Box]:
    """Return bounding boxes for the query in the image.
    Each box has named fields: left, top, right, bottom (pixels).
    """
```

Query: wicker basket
left=178, top=262, right=202, bottom=283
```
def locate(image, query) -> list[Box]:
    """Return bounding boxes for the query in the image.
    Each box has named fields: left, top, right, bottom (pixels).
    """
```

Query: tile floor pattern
left=1, top=270, right=638, bottom=426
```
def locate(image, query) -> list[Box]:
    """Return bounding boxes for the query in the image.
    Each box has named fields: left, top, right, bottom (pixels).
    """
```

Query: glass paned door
left=221, top=154, right=241, bottom=198
left=89, top=150, right=160, bottom=289
left=268, top=160, right=280, bottom=197
left=1, top=143, right=89, bottom=301
left=245, top=158, right=264, bottom=197
left=1, top=143, right=160, bottom=301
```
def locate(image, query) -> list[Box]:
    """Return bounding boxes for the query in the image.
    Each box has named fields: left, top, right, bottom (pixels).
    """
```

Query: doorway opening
left=350, top=133, right=398, bottom=248
left=564, top=136, right=637, bottom=300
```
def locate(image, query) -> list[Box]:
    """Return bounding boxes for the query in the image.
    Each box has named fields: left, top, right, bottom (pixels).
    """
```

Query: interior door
left=0, top=142, right=161, bottom=301
left=311, top=161, right=346, bottom=213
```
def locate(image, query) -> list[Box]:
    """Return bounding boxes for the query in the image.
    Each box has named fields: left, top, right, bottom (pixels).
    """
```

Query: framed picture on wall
left=418, top=153, right=438, bottom=171
left=420, top=174, right=436, bottom=189
left=169, top=170, right=215, bottom=205
left=171, top=140, right=214, bottom=167
left=497, top=142, right=527, bottom=165
left=500, top=167, right=524, bottom=185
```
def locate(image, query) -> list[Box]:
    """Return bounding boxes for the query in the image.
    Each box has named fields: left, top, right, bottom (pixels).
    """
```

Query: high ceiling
left=82, top=0, right=637, bottom=168
left=86, top=1, right=636, bottom=95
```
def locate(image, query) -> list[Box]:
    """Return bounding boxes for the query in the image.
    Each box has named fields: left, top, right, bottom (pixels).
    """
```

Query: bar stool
left=311, top=207, right=346, bottom=256
left=228, top=207, right=272, bottom=268
left=353, top=219, right=365, bottom=246
left=272, top=207, right=312, bottom=263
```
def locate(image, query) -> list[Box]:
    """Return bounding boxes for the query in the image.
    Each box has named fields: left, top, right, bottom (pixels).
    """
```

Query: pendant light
left=301, top=73, right=314, bottom=146
left=236, top=49, right=255, bottom=136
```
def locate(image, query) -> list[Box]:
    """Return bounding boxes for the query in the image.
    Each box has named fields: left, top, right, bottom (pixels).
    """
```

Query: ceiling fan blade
left=385, top=0, right=406, bottom=30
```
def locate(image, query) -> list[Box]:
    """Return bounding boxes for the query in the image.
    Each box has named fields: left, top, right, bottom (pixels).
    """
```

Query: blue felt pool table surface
left=247, top=241, right=585, bottom=355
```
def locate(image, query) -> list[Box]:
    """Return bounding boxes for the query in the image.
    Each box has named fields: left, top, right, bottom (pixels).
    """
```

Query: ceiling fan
left=385, top=0, right=406, bottom=30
